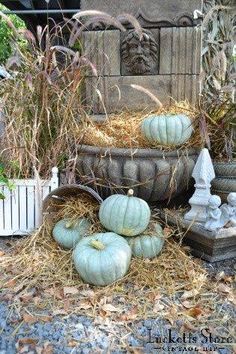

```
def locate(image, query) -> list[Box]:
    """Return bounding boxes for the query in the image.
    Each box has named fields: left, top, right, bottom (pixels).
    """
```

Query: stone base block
left=161, top=209, right=236, bottom=262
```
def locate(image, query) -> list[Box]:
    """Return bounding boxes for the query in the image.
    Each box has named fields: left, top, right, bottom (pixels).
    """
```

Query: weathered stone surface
left=82, top=30, right=121, bottom=76
left=84, top=74, right=201, bottom=113
left=212, top=161, right=236, bottom=202
left=76, top=145, right=199, bottom=202
left=159, top=27, right=201, bottom=74
left=81, top=0, right=203, bottom=27
left=84, top=75, right=172, bottom=113
left=81, top=1, right=203, bottom=113
left=162, top=210, right=236, bottom=262
left=171, top=75, right=200, bottom=103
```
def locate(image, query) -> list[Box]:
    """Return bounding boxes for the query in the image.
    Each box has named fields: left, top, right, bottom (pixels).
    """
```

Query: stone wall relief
left=121, top=29, right=159, bottom=76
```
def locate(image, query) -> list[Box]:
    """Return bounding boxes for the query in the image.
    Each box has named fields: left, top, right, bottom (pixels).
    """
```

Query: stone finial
left=184, top=148, right=215, bottom=223
left=192, top=148, right=215, bottom=186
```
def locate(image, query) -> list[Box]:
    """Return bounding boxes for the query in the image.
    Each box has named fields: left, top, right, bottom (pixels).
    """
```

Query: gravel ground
left=0, top=238, right=235, bottom=353
left=0, top=300, right=235, bottom=354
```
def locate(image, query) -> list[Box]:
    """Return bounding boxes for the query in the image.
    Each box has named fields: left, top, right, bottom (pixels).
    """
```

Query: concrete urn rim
left=78, top=144, right=199, bottom=158
left=77, top=144, right=200, bottom=202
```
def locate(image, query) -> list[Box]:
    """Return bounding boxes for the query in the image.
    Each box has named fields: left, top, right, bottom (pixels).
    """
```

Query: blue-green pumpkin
left=99, top=189, right=151, bottom=236
left=52, top=218, right=91, bottom=249
left=141, top=114, right=193, bottom=146
left=73, top=232, right=131, bottom=286
left=125, top=224, right=164, bottom=259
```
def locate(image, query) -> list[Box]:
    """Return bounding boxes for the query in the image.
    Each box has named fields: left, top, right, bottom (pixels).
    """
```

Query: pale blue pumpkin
left=141, top=114, right=193, bottom=146
left=52, top=218, right=91, bottom=249
left=125, top=224, right=164, bottom=259
left=73, top=232, right=131, bottom=286
left=99, top=189, right=151, bottom=236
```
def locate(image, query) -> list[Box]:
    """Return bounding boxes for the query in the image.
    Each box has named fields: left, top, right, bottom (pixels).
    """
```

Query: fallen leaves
left=63, top=286, right=79, bottom=296
left=101, top=304, right=121, bottom=313
left=153, top=301, right=165, bottom=313
left=117, top=306, right=138, bottom=321
left=67, top=340, right=79, bottom=348
left=52, top=309, right=68, bottom=316
left=185, top=306, right=203, bottom=319
left=19, top=291, right=35, bottom=304
left=23, top=313, right=38, bottom=324
left=77, top=300, right=92, bottom=310
left=217, top=283, right=231, bottom=294
left=4, top=278, right=17, bottom=288
left=23, top=313, right=52, bottom=324
left=18, top=338, right=39, bottom=345
left=181, top=289, right=199, bottom=300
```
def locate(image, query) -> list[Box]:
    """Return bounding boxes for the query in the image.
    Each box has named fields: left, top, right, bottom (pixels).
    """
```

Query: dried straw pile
left=80, top=102, right=202, bottom=150
left=0, top=194, right=209, bottom=318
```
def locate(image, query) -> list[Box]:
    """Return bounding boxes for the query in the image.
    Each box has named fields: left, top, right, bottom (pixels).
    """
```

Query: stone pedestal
left=162, top=210, right=236, bottom=262
left=81, top=0, right=203, bottom=114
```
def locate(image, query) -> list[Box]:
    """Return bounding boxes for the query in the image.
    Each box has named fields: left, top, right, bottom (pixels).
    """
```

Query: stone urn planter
left=76, top=145, right=199, bottom=202
left=212, top=161, right=236, bottom=202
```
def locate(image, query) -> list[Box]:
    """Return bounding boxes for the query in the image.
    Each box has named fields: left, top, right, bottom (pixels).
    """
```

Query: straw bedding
left=0, top=193, right=217, bottom=321
left=79, top=102, right=202, bottom=150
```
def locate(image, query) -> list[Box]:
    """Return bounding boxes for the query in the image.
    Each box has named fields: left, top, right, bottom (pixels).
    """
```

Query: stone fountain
left=75, top=1, right=203, bottom=202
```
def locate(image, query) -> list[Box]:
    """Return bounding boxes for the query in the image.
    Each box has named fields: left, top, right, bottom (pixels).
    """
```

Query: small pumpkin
left=141, top=114, right=193, bottom=146
left=52, top=218, right=91, bottom=249
left=99, top=189, right=151, bottom=236
left=73, top=232, right=131, bottom=286
left=125, top=224, right=164, bottom=259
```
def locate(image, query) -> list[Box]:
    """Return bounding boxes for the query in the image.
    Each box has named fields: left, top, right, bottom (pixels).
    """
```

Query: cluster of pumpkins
left=52, top=189, right=165, bottom=286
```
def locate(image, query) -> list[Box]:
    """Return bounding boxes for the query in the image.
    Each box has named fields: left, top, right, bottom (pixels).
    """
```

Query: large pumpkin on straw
left=141, top=114, right=193, bottom=146
left=73, top=233, right=131, bottom=286
left=99, top=189, right=151, bottom=236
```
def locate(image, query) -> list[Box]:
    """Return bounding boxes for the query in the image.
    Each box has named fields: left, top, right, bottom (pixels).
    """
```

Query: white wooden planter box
left=0, top=167, right=59, bottom=236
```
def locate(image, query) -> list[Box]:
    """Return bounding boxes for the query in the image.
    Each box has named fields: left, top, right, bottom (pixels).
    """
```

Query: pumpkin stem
left=90, top=239, right=105, bottom=250
left=127, top=189, right=134, bottom=197
left=65, top=220, right=77, bottom=229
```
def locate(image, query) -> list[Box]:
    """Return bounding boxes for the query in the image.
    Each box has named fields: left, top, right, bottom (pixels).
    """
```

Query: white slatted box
left=0, top=167, right=59, bottom=236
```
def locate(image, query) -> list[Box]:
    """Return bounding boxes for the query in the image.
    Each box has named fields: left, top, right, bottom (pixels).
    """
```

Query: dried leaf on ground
left=23, top=313, right=38, bottom=324
left=118, top=306, right=138, bottom=321
left=38, top=316, right=52, bottom=323
left=153, top=301, right=165, bottom=313
left=181, top=289, right=199, bottom=300
left=181, top=300, right=195, bottom=309
left=4, top=279, right=17, bottom=288
left=102, top=304, right=121, bottom=313
left=218, top=283, right=231, bottom=294
left=52, top=309, right=69, bottom=316
left=63, top=286, right=79, bottom=296
left=18, top=338, right=38, bottom=345
left=185, top=306, right=203, bottom=319
left=77, top=301, right=92, bottom=310
left=42, top=342, right=54, bottom=354
left=67, top=340, right=79, bottom=348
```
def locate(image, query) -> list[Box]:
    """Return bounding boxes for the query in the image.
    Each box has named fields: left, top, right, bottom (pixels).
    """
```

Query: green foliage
left=0, top=4, right=26, bottom=63
left=0, top=162, right=15, bottom=199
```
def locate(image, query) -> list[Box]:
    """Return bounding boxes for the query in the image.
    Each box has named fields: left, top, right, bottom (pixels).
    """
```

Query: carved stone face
left=121, top=29, right=158, bottom=75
